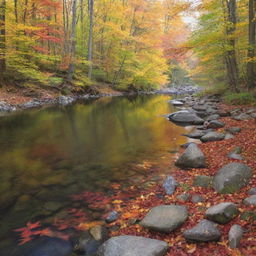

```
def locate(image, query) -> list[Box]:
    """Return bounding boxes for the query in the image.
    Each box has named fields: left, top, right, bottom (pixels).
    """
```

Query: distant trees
left=0, top=0, right=6, bottom=77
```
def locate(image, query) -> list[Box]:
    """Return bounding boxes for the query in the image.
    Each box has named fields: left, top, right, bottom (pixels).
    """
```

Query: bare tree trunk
left=0, top=0, right=6, bottom=77
left=224, top=0, right=239, bottom=92
left=247, top=0, right=256, bottom=89
left=14, top=0, right=18, bottom=23
left=23, top=0, right=28, bottom=25
left=67, top=0, right=77, bottom=82
left=88, top=0, right=94, bottom=79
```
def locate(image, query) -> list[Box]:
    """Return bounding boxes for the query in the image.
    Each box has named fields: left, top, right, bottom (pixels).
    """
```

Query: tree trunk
left=67, top=0, right=77, bottom=82
left=14, top=0, right=18, bottom=23
left=224, top=0, right=239, bottom=92
left=88, top=0, right=94, bottom=79
left=0, top=0, right=6, bottom=76
left=247, top=0, right=256, bottom=89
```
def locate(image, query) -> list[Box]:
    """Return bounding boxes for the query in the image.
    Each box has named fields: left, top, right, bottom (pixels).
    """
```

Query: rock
left=227, top=153, right=243, bottom=160
left=175, top=143, right=206, bottom=169
left=191, top=194, right=204, bottom=203
left=248, top=187, right=256, bottom=195
left=200, top=132, right=225, bottom=143
left=208, top=120, right=225, bottom=129
left=243, top=195, right=256, bottom=206
left=195, top=111, right=208, bottom=118
left=97, top=235, right=168, bottom=256
left=140, top=205, right=188, bottom=233
left=205, top=202, right=239, bottom=224
left=213, top=163, right=252, bottom=194
left=230, top=146, right=242, bottom=154
left=105, top=211, right=119, bottom=223
left=180, top=142, right=195, bottom=149
left=162, top=176, right=178, bottom=195
left=206, top=108, right=218, bottom=115
left=226, top=127, right=241, bottom=134
left=233, top=113, right=251, bottom=121
left=11, top=237, right=72, bottom=256
left=225, top=133, right=234, bottom=140
left=177, top=193, right=190, bottom=202
left=169, top=100, right=184, bottom=106
left=58, top=96, right=75, bottom=105
left=184, top=131, right=205, bottom=139
left=206, top=114, right=220, bottom=121
left=250, top=112, right=256, bottom=118
left=43, top=201, right=63, bottom=212
left=0, top=101, right=16, bottom=112
left=192, top=105, right=207, bottom=111
left=168, top=111, right=204, bottom=125
left=228, top=225, right=244, bottom=249
left=218, top=110, right=230, bottom=117
left=90, top=225, right=109, bottom=241
left=193, top=175, right=213, bottom=188
left=183, top=220, right=221, bottom=242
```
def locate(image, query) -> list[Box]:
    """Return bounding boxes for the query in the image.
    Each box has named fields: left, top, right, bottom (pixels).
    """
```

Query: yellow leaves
left=78, top=221, right=104, bottom=231
left=186, top=243, right=197, bottom=254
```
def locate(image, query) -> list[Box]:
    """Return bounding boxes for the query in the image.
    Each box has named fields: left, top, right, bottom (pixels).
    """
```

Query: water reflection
left=0, top=94, right=188, bottom=246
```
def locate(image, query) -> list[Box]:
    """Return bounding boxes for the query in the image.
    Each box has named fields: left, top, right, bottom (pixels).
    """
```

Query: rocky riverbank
left=7, top=94, right=256, bottom=256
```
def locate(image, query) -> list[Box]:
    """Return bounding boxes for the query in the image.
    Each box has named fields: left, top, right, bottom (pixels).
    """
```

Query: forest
left=0, top=0, right=254, bottom=96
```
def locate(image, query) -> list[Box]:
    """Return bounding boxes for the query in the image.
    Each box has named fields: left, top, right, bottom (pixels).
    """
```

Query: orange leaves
left=78, top=221, right=104, bottom=231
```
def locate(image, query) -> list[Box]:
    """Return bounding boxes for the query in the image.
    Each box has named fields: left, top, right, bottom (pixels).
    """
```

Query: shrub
left=224, top=92, right=256, bottom=105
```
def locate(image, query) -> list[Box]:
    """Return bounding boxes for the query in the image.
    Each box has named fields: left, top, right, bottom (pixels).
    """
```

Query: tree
left=88, top=0, right=94, bottom=79
left=247, top=0, right=256, bottom=89
left=0, top=0, right=6, bottom=77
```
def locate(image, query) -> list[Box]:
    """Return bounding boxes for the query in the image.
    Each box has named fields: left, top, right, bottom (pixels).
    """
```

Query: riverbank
left=0, top=84, right=200, bottom=115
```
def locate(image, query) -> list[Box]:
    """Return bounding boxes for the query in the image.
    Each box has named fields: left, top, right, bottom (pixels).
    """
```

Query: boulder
left=225, top=133, right=234, bottom=140
left=97, top=235, right=168, bottom=256
left=208, top=120, right=225, bottom=129
left=228, top=225, right=244, bottom=249
left=168, top=111, right=204, bottom=125
left=233, top=113, right=251, bottom=121
left=226, top=127, right=241, bottom=134
left=206, top=114, right=220, bottom=121
left=183, top=220, right=221, bottom=242
left=218, top=110, right=230, bottom=117
left=243, top=195, right=256, bottom=206
left=191, top=194, right=204, bottom=203
left=105, top=211, right=119, bottom=223
left=213, top=163, right=252, bottom=194
left=175, top=143, right=206, bottom=169
left=162, top=176, right=178, bottom=195
left=169, top=100, right=184, bottom=106
left=200, top=132, right=225, bottom=143
left=248, top=187, right=256, bottom=195
left=193, top=175, right=213, bottom=188
left=205, top=202, right=239, bottom=224
left=140, top=205, right=188, bottom=233
left=184, top=131, right=206, bottom=139
left=227, top=153, right=243, bottom=160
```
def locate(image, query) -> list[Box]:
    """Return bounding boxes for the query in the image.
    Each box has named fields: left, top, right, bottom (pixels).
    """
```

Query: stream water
left=0, top=94, right=191, bottom=253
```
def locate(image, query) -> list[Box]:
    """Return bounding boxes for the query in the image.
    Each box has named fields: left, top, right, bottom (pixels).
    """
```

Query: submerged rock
left=97, top=235, right=168, bottom=256
left=105, top=211, right=119, bottom=223
left=183, top=220, right=221, bottom=242
left=175, top=143, right=206, bottom=169
left=213, top=163, right=252, bottom=194
left=162, top=176, right=178, bottom=195
left=140, top=205, right=188, bottom=233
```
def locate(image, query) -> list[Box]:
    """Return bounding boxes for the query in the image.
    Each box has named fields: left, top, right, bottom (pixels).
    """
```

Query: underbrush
left=224, top=92, right=256, bottom=105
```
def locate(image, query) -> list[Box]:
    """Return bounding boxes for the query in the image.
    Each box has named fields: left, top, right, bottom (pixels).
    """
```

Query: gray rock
left=193, top=175, right=213, bottom=188
left=200, top=132, right=225, bottom=143
left=175, top=143, right=206, bottom=169
left=191, top=194, right=204, bottom=203
left=243, top=195, right=256, bottom=206
left=248, top=187, right=256, bottom=195
left=0, top=101, right=16, bottom=112
left=90, top=225, right=109, bottom=241
left=180, top=142, right=195, bottom=149
left=226, top=127, right=241, bottom=134
left=228, top=224, right=244, bottom=248
left=177, top=193, right=190, bottom=202
left=168, top=111, right=204, bottom=125
left=183, top=219, right=221, bottom=242
left=140, top=205, right=188, bottom=233
left=97, top=235, right=168, bottom=256
left=213, top=163, right=252, bottom=194
left=225, top=133, right=234, bottom=140
left=193, top=105, right=207, bottom=111
left=208, top=120, right=225, bottom=129
left=227, top=153, right=243, bottom=160
left=106, top=211, right=119, bottom=223
left=206, top=108, right=218, bottom=115
left=230, top=146, right=242, bottom=154
left=169, top=100, right=184, bottom=106
left=233, top=113, right=251, bottom=121
left=184, top=131, right=206, bottom=139
left=205, top=202, right=239, bottom=224
left=218, top=110, right=230, bottom=117
left=163, top=176, right=178, bottom=195
left=58, top=96, right=75, bottom=105
left=206, top=114, right=220, bottom=121
left=250, top=112, right=256, bottom=118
